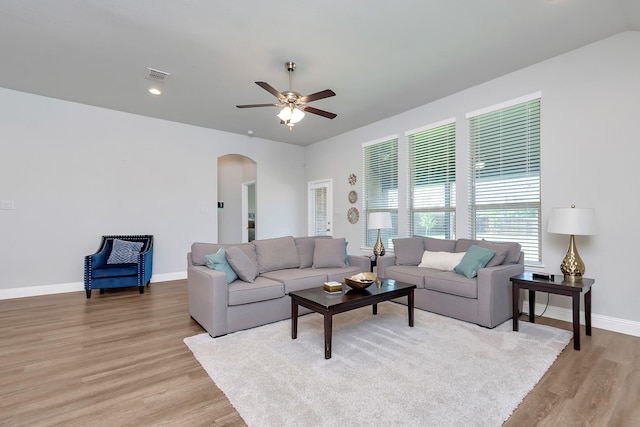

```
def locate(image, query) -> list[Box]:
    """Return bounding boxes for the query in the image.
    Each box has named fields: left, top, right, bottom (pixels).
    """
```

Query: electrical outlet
left=0, top=200, right=15, bottom=210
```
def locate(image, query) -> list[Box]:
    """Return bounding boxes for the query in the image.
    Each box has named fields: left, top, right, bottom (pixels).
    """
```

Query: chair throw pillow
left=107, top=239, right=143, bottom=264
left=205, top=247, right=238, bottom=284
left=312, top=238, right=347, bottom=268
left=418, top=251, right=466, bottom=271
left=225, top=246, right=259, bottom=283
left=454, top=245, right=496, bottom=279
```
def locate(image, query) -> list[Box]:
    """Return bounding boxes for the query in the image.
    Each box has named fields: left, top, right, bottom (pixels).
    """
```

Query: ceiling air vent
left=146, top=67, right=170, bottom=82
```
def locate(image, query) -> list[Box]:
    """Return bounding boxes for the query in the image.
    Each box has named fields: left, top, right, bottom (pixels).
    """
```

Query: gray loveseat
left=377, top=237, right=524, bottom=328
left=188, top=236, right=369, bottom=337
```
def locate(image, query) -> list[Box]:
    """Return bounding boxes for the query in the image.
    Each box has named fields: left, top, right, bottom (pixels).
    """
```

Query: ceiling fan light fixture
left=277, top=106, right=305, bottom=124
left=289, top=107, right=305, bottom=124
left=237, top=61, right=336, bottom=129
left=277, top=106, right=292, bottom=121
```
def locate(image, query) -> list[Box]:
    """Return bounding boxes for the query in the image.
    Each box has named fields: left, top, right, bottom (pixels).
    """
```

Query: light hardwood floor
left=1, top=280, right=638, bottom=426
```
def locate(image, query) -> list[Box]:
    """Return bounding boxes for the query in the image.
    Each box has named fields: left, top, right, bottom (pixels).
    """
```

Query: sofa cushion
left=454, top=245, right=496, bottom=278
left=191, top=242, right=223, bottom=266
left=205, top=247, right=238, bottom=284
left=92, top=264, right=137, bottom=278
left=191, top=242, right=257, bottom=267
left=107, top=239, right=143, bottom=264
left=425, top=271, right=478, bottom=299
left=418, top=251, right=466, bottom=271
left=422, top=237, right=457, bottom=252
left=392, top=237, right=424, bottom=266
left=489, top=241, right=522, bottom=264
left=261, top=268, right=328, bottom=293
left=384, top=266, right=426, bottom=288
left=325, top=265, right=363, bottom=283
left=226, top=246, right=259, bottom=283
left=227, top=277, right=285, bottom=306
left=313, top=238, right=346, bottom=268
left=254, top=236, right=300, bottom=273
left=295, top=236, right=329, bottom=268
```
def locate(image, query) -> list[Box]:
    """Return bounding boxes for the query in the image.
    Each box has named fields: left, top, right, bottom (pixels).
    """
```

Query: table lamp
left=547, top=205, right=596, bottom=281
left=368, top=212, right=392, bottom=257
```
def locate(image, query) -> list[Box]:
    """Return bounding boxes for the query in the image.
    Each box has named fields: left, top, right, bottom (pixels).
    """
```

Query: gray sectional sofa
left=377, top=237, right=524, bottom=328
left=188, top=236, right=369, bottom=337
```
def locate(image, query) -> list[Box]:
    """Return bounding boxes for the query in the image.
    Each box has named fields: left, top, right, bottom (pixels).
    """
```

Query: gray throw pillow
left=455, top=238, right=509, bottom=267
left=254, top=236, right=300, bottom=273
left=225, top=246, right=259, bottom=283
left=312, top=238, right=346, bottom=268
left=107, top=239, right=143, bottom=264
left=392, top=237, right=424, bottom=266
left=295, top=236, right=330, bottom=268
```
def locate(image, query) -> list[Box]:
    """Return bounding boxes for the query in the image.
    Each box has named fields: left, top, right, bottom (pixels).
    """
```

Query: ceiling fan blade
left=236, top=103, right=280, bottom=108
left=255, top=82, right=286, bottom=101
left=301, top=106, right=337, bottom=119
left=299, top=89, right=336, bottom=104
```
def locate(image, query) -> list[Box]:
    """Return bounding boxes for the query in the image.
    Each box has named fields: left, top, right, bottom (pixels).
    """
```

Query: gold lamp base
left=373, top=229, right=385, bottom=257
left=560, top=234, right=585, bottom=281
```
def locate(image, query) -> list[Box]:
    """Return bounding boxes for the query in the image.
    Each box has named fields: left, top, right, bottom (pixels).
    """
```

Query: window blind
left=407, top=121, right=456, bottom=239
left=468, top=96, right=541, bottom=261
left=362, top=137, right=398, bottom=248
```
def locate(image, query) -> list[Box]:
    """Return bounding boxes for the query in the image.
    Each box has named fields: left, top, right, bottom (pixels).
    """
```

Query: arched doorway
left=217, top=154, right=257, bottom=243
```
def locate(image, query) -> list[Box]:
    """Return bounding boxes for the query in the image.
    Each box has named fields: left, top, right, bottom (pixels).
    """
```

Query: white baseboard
left=523, top=301, right=640, bottom=338
left=0, top=271, right=187, bottom=300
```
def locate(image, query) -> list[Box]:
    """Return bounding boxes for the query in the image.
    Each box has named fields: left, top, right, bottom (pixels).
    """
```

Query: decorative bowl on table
left=344, top=272, right=377, bottom=290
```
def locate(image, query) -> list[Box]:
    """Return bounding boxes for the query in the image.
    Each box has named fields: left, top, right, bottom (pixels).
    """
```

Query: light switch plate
left=0, top=200, right=15, bottom=210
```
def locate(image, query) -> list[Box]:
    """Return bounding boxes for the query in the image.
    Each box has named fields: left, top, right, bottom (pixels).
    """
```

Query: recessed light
left=148, top=88, right=162, bottom=95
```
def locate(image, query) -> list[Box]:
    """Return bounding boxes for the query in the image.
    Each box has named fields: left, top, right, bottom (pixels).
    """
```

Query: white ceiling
left=1, top=1, right=638, bottom=146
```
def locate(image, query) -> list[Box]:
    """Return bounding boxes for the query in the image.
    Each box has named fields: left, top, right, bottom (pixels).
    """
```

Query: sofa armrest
left=187, top=260, right=230, bottom=337
left=476, top=262, right=525, bottom=328
left=347, top=255, right=371, bottom=273
left=376, top=254, right=397, bottom=279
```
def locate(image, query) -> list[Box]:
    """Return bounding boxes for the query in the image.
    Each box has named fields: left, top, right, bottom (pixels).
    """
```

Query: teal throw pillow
left=345, top=241, right=350, bottom=266
left=205, top=247, right=238, bottom=284
left=453, top=245, right=496, bottom=279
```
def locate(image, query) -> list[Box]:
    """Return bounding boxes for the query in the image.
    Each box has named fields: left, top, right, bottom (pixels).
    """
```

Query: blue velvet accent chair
left=84, top=235, right=154, bottom=299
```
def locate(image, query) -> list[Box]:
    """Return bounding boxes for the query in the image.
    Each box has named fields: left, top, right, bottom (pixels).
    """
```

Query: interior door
left=308, top=179, right=332, bottom=236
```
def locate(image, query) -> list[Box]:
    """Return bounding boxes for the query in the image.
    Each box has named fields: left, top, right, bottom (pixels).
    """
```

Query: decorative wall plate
left=348, top=173, right=357, bottom=185
left=347, top=207, right=359, bottom=224
left=348, top=190, right=358, bottom=204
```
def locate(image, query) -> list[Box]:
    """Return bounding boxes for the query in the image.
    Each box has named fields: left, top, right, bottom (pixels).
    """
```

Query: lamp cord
left=535, top=292, right=550, bottom=318
left=519, top=292, right=550, bottom=319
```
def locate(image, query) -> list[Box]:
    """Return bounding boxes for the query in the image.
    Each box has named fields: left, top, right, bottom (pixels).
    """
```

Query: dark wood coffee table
left=289, top=280, right=416, bottom=359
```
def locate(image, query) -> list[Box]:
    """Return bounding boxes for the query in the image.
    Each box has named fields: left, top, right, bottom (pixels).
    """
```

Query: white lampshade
left=277, top=106, right=305, bottom=124
left=547, top=206, right=596, bottom=236
left=289, top=107, right=305, bottom=124
left=368, top=212, right=392, bottom=230
left=277, top=107, right=292, bottom=121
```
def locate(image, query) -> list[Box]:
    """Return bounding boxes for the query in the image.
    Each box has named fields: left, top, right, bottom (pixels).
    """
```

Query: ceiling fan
left=236, top=61, right=337, bottom=128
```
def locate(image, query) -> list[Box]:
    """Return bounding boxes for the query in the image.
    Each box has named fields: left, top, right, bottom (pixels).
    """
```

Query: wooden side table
left=510, top=272, right=595, bottom=350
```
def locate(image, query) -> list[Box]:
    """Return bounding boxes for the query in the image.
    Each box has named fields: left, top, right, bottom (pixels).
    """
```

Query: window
left=362, top=136, right=398, bottom=249
left=407, top=120, right=456, bottom=239
left=467, top=94, right=541, bottom=262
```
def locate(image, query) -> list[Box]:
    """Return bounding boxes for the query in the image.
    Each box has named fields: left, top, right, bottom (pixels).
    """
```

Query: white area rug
left=184, top=302, right=571, bottom=427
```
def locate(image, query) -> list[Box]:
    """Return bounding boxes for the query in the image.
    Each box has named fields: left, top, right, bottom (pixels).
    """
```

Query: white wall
left=0, top=88, right=306, bottom=293
left=305, top=31, right=640, bottom=328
